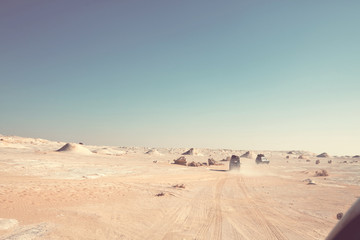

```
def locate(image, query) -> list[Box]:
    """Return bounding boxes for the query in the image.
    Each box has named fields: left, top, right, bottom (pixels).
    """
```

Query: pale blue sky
left=1, top=1, right=359, bottom=155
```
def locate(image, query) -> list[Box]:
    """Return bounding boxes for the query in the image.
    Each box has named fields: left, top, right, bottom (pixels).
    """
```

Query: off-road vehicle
left=229, top=155, right=240, bottom=170
left=255, top=154, right=270, bottom=164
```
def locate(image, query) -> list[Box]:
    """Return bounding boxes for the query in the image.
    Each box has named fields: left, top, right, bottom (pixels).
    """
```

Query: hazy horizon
left=1, top=1, right=359, bottom=156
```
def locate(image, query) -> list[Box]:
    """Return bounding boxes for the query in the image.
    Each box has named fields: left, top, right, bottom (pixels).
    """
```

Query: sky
left=1, top=0, right=359, bottom=155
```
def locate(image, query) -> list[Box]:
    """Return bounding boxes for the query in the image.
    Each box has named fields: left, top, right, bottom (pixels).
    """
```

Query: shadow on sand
left=209, top=169, right=228, bottom=172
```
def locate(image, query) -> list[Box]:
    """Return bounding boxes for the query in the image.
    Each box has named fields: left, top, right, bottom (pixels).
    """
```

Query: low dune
left=56, top=143, right=92, bottom=155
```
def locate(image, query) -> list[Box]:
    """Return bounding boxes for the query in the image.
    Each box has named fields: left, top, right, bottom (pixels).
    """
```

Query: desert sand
left=0, top=135, right=359, bottom=239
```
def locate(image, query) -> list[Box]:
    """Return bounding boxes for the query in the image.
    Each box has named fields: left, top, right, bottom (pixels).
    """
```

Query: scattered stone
left=188, top=161, right=201, bottom=167
left=317, top=152, right=329, bottom=158
left=173, top=156, right=187, bottom=166
left=207, top=158, right=224, bottom=166
left=308, top=180, right=316, bottom=185
left=306, top=159, right=310, bottom=162
left=343, top=161, right=348, bottom=164
left=155, top=192, right=165, bottom=197
left=153, top=160, right=158, bottom=163
left=298, top=155, right=306, bottom=159
left=315, top=169, right=329, bottom=177
left=286, top=156, right=290, bottom=159
left=287, top=151, right=295, bottom=154
left=303, top=179, right=316, bottom=185
left=315, top=160, right=320, bottom=164
left=353, top=155, right=360, bottom=158
left=337, top=212, right=343, bottom=220
left=202, top=162, right=208, bottom=166
left=79, top=142, right=84, bottom=145
left=328, top=160, right=332, bottom=164
left=173, top=184, right=185, bottom=189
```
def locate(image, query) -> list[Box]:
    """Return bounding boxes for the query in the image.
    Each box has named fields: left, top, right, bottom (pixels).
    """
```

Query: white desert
left=0, top=135, right=359, bottom=239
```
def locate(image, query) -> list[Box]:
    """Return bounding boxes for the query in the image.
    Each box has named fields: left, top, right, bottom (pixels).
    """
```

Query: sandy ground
left=0, top=135, right=359, bottom=239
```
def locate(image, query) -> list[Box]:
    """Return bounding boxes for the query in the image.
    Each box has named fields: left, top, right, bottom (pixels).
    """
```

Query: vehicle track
left=210, top=176, right=226, bottom=239
left=237, top=175, right=328, bottom=239
left=235, top=175, right=288, bottom=240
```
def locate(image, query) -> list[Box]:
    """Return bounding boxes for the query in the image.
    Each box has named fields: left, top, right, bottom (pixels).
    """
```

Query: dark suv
left=229, top=155, right=241, bottom=170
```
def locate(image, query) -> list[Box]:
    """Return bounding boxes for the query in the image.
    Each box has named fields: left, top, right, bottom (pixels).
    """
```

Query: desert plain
left=0, top=135, right=359, bottom=240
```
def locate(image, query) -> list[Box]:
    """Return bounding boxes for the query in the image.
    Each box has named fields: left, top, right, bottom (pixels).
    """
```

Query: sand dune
left=145, top=149, right=162, bottom=155
left=56, top=143, right=92, bottom=155
left=93, top=147, right=125, bottom=156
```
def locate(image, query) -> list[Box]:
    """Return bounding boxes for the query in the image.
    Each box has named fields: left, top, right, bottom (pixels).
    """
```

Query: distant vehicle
left=229, top=155, right=240, bottom=170
left=255, top=154, right=270, bottom=164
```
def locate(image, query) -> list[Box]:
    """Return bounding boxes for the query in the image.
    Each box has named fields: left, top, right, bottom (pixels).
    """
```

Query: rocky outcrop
left=317, top=152, right=329, bottom=158
left=173, top=156, right=187, bottom=166
left=240, top=151, right=253, bottom=159
left=208, top=158, right=216, bottom=166
left=182, top=148, right=195, bottom=155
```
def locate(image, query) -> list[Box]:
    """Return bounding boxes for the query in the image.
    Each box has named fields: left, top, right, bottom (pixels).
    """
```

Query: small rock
left=303, top=179, right=316, bottom=185
left=188, top=161, right=201, bottom=167
left=337, top=212, right=343, bottom=220
left=307, top=180, right=316, bottom=185
left=155, top=192, right=165, bottom=197
left=315, top=169, right=328, bottom=177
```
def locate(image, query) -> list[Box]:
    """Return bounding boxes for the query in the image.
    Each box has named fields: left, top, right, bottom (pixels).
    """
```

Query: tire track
left=143, top=202, right=185, bottom=240
left=213, top=176, right=226, bottom=239
left=237, top=176, right=325, bottom=239
left=236, top=176, right=287, bottom=240
left=196, top=176, right=226, bottom=240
